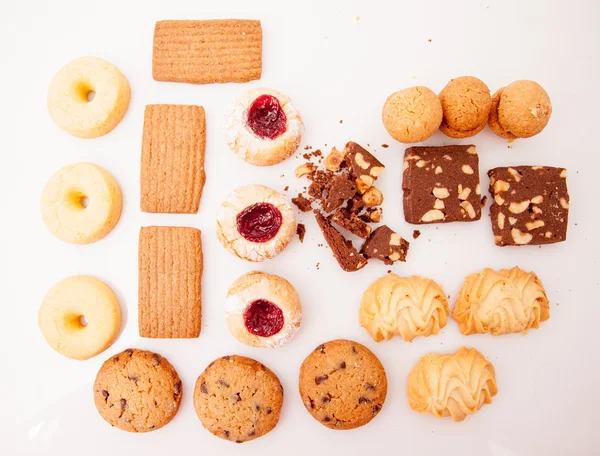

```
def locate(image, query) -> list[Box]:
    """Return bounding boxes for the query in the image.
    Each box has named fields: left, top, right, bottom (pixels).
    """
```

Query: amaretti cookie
left=439, top=76, right=491, bottom=138
left=403, top=145, right=484, bottom=224
left=453, top=266, right=549, bottom=335
left=382, top=86, right=442, bottom=143
left=488, top=166, right=569, bottom=246
left=226, top=271, right=302, bottom=348
left=407, top=347, right=498, bottom=422
left=226, top=88, right=304, bottom=166
left=217, top=185, right=296, bottom=262
left=194, top=355, right=283, bottom=443
left=299, top=340, right=387, bottom=430
left=359, top=274, right=449, bottom=342
left=488, top=80, right=552, bottom=139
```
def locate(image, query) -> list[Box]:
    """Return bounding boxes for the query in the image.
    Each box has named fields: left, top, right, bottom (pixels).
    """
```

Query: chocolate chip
left=128, top=375, right=139, bottom=383
left=309, top=398, right=315, bottom=409
left=255, top=404, right=261, bottom=412
left=223, top=355, right=231, bottom=361
left=200, top=382, right=208, bottom=394
left=352, top=346, right=358, bottom=354
left=321, top=396, right=331, bottom=404
left=358, top=396, right=372, bottom=404
left=323, top=416, right=331, bottom=422
left=174, top=381, right=182, bottom=398
left=152, top=353, right=162, bottom=366
left=373, top=404, right=382, bottom=415
left=365, top=382, right=376, bottom=391
left=224, top=430, right=230, bottom=439
left=124, top=349, right=133, bottom=357
left=101, top=390, right=109, bottom=399
left=149, top=425, right=155, bottom=430
left=120, top=398, right=127, bottom=411
left=231, top=393, right=241, bottom=403
left=266, top=407, right=273, bottom=415
left=316, top=344, right=325, bottom=353
left=339, top=361, right=347, bottom=369
left=248, top=430, right=256, bottom=437
left=217, top=379, right=230, bottom=388
left=108, top=404, right=114, bottom=408
left=315, top=375, right=329, bottom=385
left=113, top=356, right=119, bottom=363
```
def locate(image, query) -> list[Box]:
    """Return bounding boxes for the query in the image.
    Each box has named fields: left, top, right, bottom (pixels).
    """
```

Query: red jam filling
left=236, top=203, right=282, bottom=243
left=247, top=94, right=287, bottom=139
left=244, top=299, right=284, bottom=337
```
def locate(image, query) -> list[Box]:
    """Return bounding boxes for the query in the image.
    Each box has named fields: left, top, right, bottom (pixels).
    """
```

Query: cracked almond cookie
left=194, top=355, right=283, bottom=443
left=299, top=339, right=387, bottom=430
left=439, top=76, right=491, bottom=138
left=93, top=349, right=182, bottom=432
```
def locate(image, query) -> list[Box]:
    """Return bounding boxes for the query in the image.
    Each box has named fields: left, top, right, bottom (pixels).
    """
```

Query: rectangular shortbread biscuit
left=152, top=19, right=262, bottom=84
left=141, top=104, right=205, bottom=214
left=139, top=226, right=202, bottom=338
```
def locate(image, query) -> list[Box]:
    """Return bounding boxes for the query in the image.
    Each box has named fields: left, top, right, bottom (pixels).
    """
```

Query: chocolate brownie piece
left=360, top=225, right=409, bottom=265
left=307, top=170, right=332, bottom=199
left=346, top=194, right=365, bottom=214
left=296, top=223, right=306, bottom=243
left=314, top=212, right=367, bottom=272
left=344, top=142, right=385, bottom=193
left=488, top=166, right=569, bottom=246
left=331, top=208, right=372, bottom=239
left=402, top=145, right=483, bottom=224
left=323, top=175, right=356, bottom=213
left=292, top=194, right=312, bottom=212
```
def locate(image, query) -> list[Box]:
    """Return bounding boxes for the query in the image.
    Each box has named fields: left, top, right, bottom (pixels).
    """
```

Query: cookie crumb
left=284, top=186, right=289, bottom=191
left=316, top=262, right=320, bottom=269
left=356, top=16, right=360, bottom=21
left=412, top=230, right=421, bottom=239
left=292, top=194, right=312, bottom=212
left=427, top=39, right=432, bottom=42
left=340, top=120, right=343, bottom=124
left=387, top=270, right=392, bottom=274
left=381, top=144, right=389, bottom=148
left=280, top=174, right=284, bottom=178
left=296, top=223, right=306, bottom=243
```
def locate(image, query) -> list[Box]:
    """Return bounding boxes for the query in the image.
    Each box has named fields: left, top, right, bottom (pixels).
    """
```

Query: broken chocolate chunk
left=344, top=142, right=385, bottom=193
left=361, top=225, right=409, bottom=265
left=412, top=229, right=421, bottom=239
left=323, top=174, right=356, bottom=213
left=296, top=223, right=306, bottom=242
left=331, top=208, right=372, bottom=239
left=314, top=211, right=368, bottom=272
left=292, top=194, right=312, bottom=212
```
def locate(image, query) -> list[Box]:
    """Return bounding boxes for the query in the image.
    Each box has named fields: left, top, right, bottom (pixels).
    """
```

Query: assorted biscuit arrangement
left=38, top=17, right=567, bottom=443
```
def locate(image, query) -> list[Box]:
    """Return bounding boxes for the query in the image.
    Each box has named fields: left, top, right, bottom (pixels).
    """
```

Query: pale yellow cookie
left=47, top=56, right=130, bottom=138
left=453, top=266, right=549, bottom=335
left=226, top=271, right=302, bottom=348
left=41, top=163, right=122, bottom=244
left=498, top=80, right=552, bottom=138
left=216, top=185, right=296, bottom=262
left=407, top=347, right=498, bottom=422
left=225, top=88, right=304, bottom=166
left=39, top=276, right=121, bottom=360
left=382, top=86, right=442, bottom=143
left=488, top=88, right=517, bottom=140
left=359, top=274, right=449, bottom=342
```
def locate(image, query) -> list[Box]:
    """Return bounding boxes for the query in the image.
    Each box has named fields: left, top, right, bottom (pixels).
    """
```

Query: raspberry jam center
left=244, top=299, right=284, bottom=337
left=236, top=203, right=283, bottom=243
left=247, top=94, right=287, bottom=139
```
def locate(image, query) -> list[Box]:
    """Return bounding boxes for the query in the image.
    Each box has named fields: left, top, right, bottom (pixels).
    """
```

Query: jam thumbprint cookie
left=226, top=271, right=302, bottom=348
left=225, top=88, right=304, bottom=166
left=216, top=184, right=296, bottom=262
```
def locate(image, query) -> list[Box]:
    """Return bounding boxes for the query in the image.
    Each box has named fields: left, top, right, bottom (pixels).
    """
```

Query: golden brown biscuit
left=498, top=80, right=552, bottom=138
left=382, top=86, right=442, bottom=143
left=439, top=76, right=491, bottom=135
left=453, top=266, right=549, bottom=335
left=359, top=274, right=449, bottom=342
left=488, top=88, right=517, bottom=140
left=141, top=104, right=206, bottom=213
left=93, top=349, right=182, bottom=432
left=138, top=226, right=202, bottom=338
left=152, top=20, right=262, bottom=84
left=194, top=355, right=283, bottom=443
left=407, top=347, right=498, bottom=422
left=226, top=271, right=302, bottom=348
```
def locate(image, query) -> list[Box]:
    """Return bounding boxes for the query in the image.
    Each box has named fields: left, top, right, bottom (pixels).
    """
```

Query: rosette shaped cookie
left=453, top=266, right=549, bottom=335
left=407, top=347, right=498, bottom=422
left=359, top=274, right=449, bottom=342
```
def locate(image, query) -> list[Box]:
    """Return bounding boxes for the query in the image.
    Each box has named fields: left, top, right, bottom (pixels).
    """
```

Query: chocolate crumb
left=284, top=185, right=289, bottom=191
left=381, top=144, right=389, bottom=148
left=413, top=230, right=421, bottom=239
left=296, top=223, right=306, bottom=243
left=292, top=194, right=312, bottom=212
left=340, top=120, right=343, bottom=124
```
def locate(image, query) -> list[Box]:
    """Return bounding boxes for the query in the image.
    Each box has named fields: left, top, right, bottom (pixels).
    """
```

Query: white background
left=2, top=0, right=599, bottom=454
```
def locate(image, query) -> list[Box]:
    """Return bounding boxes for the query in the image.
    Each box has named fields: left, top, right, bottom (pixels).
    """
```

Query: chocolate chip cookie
left=298, top=339, right=387, bottom=430
left=194, top=355, right=283, bottom=443
left=93, top=348, right=182, bottom=432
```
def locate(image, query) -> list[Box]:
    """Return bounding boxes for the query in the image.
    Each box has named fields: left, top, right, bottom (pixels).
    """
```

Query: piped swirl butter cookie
left=226, top=88, right=304, bottom=166
left=407, top=347, right=498, bottom=422
left=93, top=349, right=182, bottom=432
left=226, top=271, right=302, bottom=348
left=299, top=339, right=387, bottom=430
left=453, top=266, right=549, bottom=335
left=194, top=355, right=283, bottom=443
left=359, top=274, right=449, bottom=342
left=216, top=184, right=296, bottom=262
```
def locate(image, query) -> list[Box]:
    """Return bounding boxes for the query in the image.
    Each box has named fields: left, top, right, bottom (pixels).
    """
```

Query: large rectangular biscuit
left=152, top=19, right=262, bottom=84
left=141, top=104, right=205, bottom=213
left=139, top=226, right=202, bottom=338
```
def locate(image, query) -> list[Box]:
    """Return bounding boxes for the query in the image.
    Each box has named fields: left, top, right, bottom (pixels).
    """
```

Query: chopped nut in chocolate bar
left=361, top=187, right=384, bottom=207
left=360, top=225, right=409, bottom=265
left=314, top=212, right=367, bottom=272
left=296, top=223, right=306, bottom=243
left=292, top=194, right=312, bottom=212
left=344, top=141, right=385, bottom=190
left=295, top=162, right=316, bottom=178
left=332, top=208, right=372, bottom=239
left=369, top=208, right=382, bottom=223
left=402, top=145, right=483, bottom=224
left=324, top=147, right=346, bottom=171
left=323, top=175, right=356, bottom=213
left=488, top=166, right=569, bottom=246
